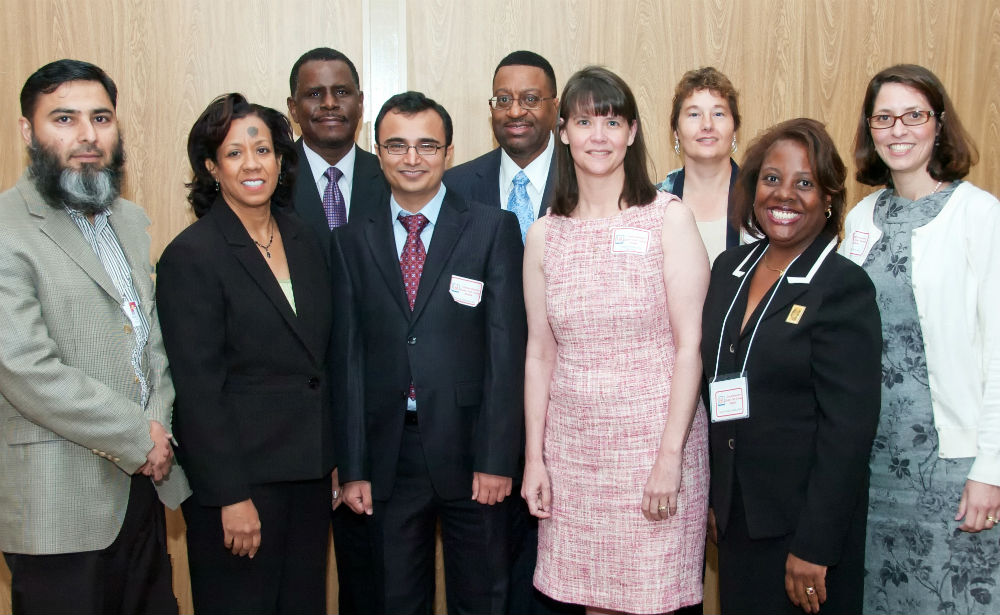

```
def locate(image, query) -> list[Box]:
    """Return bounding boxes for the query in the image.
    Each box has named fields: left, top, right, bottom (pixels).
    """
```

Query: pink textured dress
left=534, top=192, right=709, bottom=614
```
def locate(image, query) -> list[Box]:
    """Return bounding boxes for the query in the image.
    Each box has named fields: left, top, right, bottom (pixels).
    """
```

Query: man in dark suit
left=445, top=51, right=578, bottom=615
left=287, top=47, right=387, bottom=254
left=444, top=51, right=558, bottom=241
left=333, top=91, right=526, bottom=614
left=286, top=47, right=385, bottom=614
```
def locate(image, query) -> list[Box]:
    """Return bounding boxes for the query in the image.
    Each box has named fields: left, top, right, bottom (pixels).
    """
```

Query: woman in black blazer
left=156, top=94, right=334, bottom=614
left=700, top=119, right=881, bottom=614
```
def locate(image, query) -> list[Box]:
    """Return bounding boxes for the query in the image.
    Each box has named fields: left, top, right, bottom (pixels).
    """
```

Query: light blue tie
left=507, top=171, right=534, bottom=243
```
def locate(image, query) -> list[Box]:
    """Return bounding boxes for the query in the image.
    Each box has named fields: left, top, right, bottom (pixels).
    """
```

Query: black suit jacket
left=292, top=140, right=388, bottom=259
left=156, top=198, right=335, bottom=506
left=444, top=147, right=554, bottom=217
left=331, top=191, right=527, bottom=501
left=700, top=233, right=881, bottom=566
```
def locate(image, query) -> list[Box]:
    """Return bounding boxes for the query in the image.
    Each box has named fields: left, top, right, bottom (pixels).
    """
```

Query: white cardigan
left=840, top=182, right=1000, bottom=486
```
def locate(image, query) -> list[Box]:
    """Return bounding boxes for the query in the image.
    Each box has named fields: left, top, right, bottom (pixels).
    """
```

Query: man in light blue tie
left=445, top=51, right=581, bottom=615
left=445, top=51, right=559, bottom=242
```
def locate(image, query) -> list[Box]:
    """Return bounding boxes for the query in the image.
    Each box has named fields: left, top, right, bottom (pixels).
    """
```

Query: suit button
left=91, top=448, right=99, bottom=454
left=124, top=324, right=133, bottom=334
left=728, top=438, right=735, bottom=450
left=112, top=457, right=120, bottom=463
left=308, top=377, right=320, bottom=389
left=407, top=336, right=417, bottom=345
left=728, top=343, right=735, bottom=354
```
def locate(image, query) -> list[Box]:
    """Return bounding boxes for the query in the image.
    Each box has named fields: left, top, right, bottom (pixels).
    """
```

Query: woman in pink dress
left=521, top=66, right=710, bottom=614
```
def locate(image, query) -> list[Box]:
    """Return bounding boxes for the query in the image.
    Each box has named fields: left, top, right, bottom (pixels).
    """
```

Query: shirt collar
left=499, top=132, right=554, bottom=192
left=302, top=141, right=356, bottom=188
left=67, top=207, right=112, bottom=229
left=390, top=183, right=447, bottom=226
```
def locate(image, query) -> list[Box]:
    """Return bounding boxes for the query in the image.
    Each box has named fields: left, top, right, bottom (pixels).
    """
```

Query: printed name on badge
left=449, top=275, right=484, bottom=307
left=610, top=227, right=650, bottom=255
left=709, top=374, right=750, bottom=422
left=849, top=231, right=869, bottom=257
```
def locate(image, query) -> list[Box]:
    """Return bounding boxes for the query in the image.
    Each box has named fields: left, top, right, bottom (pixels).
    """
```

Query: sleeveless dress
left=534, top=192, right=710, bottom=614
left=862, top=182, right=1000, bottom=614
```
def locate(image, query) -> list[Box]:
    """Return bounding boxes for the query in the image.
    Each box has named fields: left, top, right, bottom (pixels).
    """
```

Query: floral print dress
left=862, top=182, right=1000, bottom=614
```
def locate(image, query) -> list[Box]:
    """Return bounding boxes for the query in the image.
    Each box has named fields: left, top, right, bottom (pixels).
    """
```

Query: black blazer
left=444, top=147, right=553, bottom=218
left=700, top=233, right=881, bottom=566
left=156, top=198, right=334, bottom=507
left=292, top=140, right=388, bottom=259
left=331, top=191, right=527, bottom=501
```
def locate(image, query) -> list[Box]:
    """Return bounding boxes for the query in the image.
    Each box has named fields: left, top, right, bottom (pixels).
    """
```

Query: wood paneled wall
left=0, top=1, right=998, bottom=613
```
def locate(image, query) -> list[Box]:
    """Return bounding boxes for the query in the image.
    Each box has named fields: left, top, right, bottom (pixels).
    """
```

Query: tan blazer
left=0, top=172, right=190, bottom=555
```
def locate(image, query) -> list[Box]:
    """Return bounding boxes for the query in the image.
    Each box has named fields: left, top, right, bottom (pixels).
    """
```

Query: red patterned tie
left=398, top=212, right=429, bottom=401
left=398, top=212, right=430, bottom=310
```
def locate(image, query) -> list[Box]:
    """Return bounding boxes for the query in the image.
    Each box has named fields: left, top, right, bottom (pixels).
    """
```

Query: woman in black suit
left=156, top=94, right=334, bottom=614
left=701, top=118, right=881, bottom=614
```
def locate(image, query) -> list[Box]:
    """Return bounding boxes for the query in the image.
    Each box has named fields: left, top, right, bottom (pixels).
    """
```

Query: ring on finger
left=805, top=586, right=816, bottom=596
left=988, top=514, right=997, bottom=524
left=657, top=505, right=667, bottom=512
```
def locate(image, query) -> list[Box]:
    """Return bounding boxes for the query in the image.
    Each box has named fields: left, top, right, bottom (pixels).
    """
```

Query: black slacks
left=331, top=498, right=379, bottom=614
left=373, top=423, right=511, bottom=615
left=4, top=475, right=177, bottom=615
left=182, top=478, right=329, bottom=615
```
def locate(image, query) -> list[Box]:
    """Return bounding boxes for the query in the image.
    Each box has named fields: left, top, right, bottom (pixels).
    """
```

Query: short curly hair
left=669, top=67, right=741, bottom=133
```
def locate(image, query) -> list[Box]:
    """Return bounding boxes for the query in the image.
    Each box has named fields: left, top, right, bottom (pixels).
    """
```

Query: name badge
left=709, top=372, right=750, bottom=422
left=121, top=299, right=142, bottom=331
left=449, top=275, right=484, bottom=307
left=610, top=227, right=649, bottom=255
left=849, top=231, right=870, bottom=258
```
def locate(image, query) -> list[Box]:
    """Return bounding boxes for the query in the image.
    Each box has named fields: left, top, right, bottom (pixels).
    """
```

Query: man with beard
left=0, top=59, right=189, bottom=614
left=444, top=52, right=579, bottom=615
left=444, top=51, right=558, bottom=242
left=286, top=47, right=385, bottom=614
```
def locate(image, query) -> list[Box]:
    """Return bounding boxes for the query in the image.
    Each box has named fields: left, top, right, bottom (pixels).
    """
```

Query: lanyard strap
left=712, top=245, right=804, bottom=379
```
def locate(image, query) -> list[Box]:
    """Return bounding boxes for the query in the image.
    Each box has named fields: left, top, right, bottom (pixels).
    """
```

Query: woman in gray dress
left=841, top=64, right=1000, bottom=614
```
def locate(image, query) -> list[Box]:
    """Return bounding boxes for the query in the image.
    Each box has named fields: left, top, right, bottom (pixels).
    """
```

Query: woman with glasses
left=841, top=64, right=1000, bottom=614
left=659, top=67, right=742, bottom=264
left=521, top=66, right=709, bottom=614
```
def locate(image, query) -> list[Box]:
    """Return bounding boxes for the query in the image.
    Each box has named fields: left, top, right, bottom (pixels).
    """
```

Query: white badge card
left=449, top=275, right=484, bottom=307
left=610, top=227, right=650, bottom=255
left=708, top=372, right=750, bottom=422
left=121, top=299, right=143, bottom=330
left=849, top=231, right=870, bottom=258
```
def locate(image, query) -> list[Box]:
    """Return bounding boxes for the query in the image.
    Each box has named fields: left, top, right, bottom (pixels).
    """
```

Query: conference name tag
left=708, top=373, right=750, bottom=422
left=610, top=227, right=649, bottom=255
left=849, top=231, right=870, bottom=258
left=449, top=275, right=484, bottom=307
left=121, top=299, right=143, bottom=331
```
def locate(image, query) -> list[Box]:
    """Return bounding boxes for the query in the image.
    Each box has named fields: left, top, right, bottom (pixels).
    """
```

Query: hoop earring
left=674, top=136, right=681, bottom=156
left=731, top=135, right=738, bottom=154
left=825, top=208, right=832, bottom=219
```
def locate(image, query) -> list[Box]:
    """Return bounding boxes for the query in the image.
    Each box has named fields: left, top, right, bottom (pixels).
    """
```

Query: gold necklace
left=762, top=253, right=793, bottom=276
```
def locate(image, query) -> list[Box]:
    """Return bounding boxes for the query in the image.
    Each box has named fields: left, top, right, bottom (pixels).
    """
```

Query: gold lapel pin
left=786, top=304, right=806, bottom=324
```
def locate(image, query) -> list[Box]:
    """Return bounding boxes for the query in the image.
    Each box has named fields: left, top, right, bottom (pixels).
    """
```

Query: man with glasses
left=286, top=47, right=386, bottom=615
left=446, top=51, right=578, bottom=615
left=331, top=91, right=526, bottom=614
left=445, top=51, right=558, bottom=243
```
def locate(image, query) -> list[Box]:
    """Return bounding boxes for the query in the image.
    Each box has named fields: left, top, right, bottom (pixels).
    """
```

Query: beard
left=27, top=134, right=126, bottom=216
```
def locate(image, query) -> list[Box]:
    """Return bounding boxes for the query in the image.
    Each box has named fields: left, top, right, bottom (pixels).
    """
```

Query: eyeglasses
left=488, top=95, right=555, bottom=110
left=377, top=142, right=446, bottom=156
left=867, top=110, right=937, bottom=129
